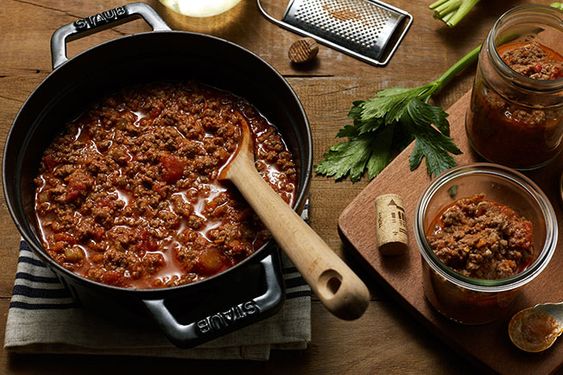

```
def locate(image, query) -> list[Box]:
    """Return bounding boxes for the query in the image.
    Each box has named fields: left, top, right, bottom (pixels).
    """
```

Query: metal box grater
left=257, top=0, right=413, bottom=66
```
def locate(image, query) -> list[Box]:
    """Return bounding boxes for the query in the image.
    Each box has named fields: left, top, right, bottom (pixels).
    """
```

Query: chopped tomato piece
left=137, top=230, right=158, bottom=252
left=64, top=172, right=93, bottom=202
left=53, top=232, right=77, bottom=245
left=42, top=154, right=59, bottom=170
left=196, top=247, right=227, bottom=276
left=91, top=226, right=105, bottom=241
left=64, top=189, right=80, bottom=202
left=101, top=270, right=125, bottom=286
left=160, top=154, right=186, bottom=184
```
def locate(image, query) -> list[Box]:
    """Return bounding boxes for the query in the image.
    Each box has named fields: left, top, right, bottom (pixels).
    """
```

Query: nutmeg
left=288, top=38, right=319, bottom=64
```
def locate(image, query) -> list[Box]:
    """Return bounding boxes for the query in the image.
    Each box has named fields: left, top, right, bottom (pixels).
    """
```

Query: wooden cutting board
left=338, top=91, right=563, bottom=375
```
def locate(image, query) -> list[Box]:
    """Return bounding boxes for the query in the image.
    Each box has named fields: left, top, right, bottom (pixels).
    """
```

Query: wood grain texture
left=0, top=0, right=558, bottom=374
left=339, top=92, right=563, bottom=375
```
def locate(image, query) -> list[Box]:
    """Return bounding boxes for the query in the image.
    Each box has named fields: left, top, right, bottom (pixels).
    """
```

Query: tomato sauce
left=34, top=82, right=297, bottom=289
left=467, top=40, right=563, bottom=169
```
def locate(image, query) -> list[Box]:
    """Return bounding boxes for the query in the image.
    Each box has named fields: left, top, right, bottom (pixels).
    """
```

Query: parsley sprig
left=316, top=46, right=481, bottom=182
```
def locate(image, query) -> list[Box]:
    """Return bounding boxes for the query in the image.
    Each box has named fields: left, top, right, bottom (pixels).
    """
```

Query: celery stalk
left=430, top=0, right=480, bottom=27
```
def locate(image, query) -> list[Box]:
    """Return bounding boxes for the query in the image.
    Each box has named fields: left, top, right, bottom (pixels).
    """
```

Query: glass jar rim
left=415, top=163, right=558, bottom=293
left=487, top=4, right=563, bottom=93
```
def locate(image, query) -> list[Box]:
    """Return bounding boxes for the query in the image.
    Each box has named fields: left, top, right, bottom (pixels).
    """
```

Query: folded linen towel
left=4, top=206, right=311, bottom=361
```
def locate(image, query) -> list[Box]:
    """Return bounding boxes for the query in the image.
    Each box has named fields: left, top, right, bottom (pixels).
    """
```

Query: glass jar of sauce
left=414, top=164, right=558, bottom=324
left=466, top=5, right=562, bottom=170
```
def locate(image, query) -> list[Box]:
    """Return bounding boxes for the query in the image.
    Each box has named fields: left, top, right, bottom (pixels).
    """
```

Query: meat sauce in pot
left=34, top=82, right=297, bottom=289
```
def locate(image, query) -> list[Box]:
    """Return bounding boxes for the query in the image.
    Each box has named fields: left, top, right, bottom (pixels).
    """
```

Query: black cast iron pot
left=3, top=3, right=312, bottom=348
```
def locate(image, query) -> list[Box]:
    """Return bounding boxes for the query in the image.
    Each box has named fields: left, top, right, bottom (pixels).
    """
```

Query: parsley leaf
left=360, top=85, right=431, bottom=125
left=315, top=46, right=481, bottom=182
left=405, top=98, right=461, bottom=175
left=316, top=127, right=393, bottom=182
left=407, top=119, right=461, bottom=175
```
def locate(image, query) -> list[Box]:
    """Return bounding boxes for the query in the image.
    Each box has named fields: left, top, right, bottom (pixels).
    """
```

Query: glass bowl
left=414, top=163, right=558, bottom=324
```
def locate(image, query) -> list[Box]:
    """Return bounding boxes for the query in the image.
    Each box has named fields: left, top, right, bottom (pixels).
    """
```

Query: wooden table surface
left=0, top=0, right=558, bottom=374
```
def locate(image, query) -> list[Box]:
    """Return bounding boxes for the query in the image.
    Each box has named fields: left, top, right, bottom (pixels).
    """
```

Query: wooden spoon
left=219, top=115, right=370, bottom=320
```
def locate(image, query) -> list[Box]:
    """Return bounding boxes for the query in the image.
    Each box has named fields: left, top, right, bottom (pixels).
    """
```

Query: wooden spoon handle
left=229, top=161, right=370, bottom=320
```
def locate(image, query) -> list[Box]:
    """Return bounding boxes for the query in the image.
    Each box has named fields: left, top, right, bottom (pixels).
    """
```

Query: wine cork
left=374, top=194, right=408, bottom=256
left=288, top=38, right=319, bottom=64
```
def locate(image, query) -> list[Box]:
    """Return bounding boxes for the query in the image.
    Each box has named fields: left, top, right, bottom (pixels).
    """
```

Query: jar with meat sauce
left=415, top=164, right=557, bottom=325
left=466, top=5, right=563, bottom=170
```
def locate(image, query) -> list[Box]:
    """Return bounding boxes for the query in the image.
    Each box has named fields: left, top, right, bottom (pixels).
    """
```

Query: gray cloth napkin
left=4, top=207, right=311, bottom=361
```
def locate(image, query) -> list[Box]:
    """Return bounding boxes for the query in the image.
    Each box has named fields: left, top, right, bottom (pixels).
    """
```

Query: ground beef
left=501, top=41, right=562, bottom=80
left=426, top=194, right=534, bottom=280
left=34, top=82, right=297, bottom=289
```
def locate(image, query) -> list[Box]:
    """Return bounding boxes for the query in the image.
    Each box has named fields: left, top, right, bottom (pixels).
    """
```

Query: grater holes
left=287, top=0, right=406, bottom=52
left=292, top=0, right=392, bottom=47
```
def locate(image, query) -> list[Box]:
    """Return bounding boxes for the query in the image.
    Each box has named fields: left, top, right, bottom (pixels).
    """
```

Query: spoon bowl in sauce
left=509, top=302, right=563, bottom=352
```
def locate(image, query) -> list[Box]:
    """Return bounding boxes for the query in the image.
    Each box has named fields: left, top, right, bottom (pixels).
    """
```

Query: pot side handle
left=50, top=2, right=171, bottom=69
left=142, top=254, right=284, bottom=348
